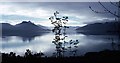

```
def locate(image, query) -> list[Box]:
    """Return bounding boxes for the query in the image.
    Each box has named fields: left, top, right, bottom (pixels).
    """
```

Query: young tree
left=49, top=11, right=79, bottom=57
left=68, top=40, right=79, bottom=56
left=49, top=11, right=69, bottom=57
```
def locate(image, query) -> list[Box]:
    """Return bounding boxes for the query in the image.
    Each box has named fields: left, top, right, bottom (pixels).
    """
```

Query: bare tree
left=89, top=1, right=120, bottom=21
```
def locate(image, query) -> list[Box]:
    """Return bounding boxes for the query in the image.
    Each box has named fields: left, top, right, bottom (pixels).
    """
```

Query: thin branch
left=110, top=1, right=119, bottom=8
left=89, top=6, right=109, bottom=14
left=99, top=1, right=119, bottom=18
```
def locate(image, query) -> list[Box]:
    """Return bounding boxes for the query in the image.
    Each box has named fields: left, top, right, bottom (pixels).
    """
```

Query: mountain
left=1, top=23, right=15, bottom=31
left=76, top=22, right=120, bottom=35
left=1, top=23, right=15, bottom=34
left=65, top=26, right=79, bottom=34
left=1, top=21, right=50, bottom=36
left=38, top=25, right=50, bottom=30
left=15, top=21, right=46, bottom=32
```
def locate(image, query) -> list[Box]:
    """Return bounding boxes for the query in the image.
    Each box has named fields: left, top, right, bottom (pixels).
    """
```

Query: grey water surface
left=0, top=32, right=119, bottom=56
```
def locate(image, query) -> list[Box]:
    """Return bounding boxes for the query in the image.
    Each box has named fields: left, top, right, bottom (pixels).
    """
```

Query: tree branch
left=98, top=1, right=119, bottom=18
left=110, top=1, right=119, bottom=8
left=89, top=6, right=109, bottom=14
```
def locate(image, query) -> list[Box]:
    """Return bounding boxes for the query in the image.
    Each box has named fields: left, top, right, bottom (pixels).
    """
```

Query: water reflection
left=0, top=32, right=119, bottom=56
left=2, top=32, right=49, bottom=42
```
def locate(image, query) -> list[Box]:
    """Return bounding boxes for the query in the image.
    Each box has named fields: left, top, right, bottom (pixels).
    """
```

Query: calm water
left=0, top=32, right=119, bottom=56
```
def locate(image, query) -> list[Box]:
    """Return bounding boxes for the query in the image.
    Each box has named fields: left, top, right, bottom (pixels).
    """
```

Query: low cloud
left=0, top=2, right=117, bottom=26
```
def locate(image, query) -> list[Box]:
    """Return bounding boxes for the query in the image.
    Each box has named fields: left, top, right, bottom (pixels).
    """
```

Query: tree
left=49, top=11, right=68, bottom=57
left=49, top=11, right=79, bottom=57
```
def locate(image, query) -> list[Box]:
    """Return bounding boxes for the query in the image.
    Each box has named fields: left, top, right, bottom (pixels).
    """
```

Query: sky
left=0, top=0, right=119, bottom=2
left=0, top=2, right=118, bottom=26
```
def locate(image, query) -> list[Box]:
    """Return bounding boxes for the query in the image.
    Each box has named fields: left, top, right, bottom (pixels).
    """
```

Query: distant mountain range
left=76, top=21, right=120, bottom=35
left=2, top=21, right=119, bottom=36
left=1, top=21, right=50, bottom=36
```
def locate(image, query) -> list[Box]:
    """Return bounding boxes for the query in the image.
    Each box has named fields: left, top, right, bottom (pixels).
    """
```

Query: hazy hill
left=15, top=21, right=46, bottom=32
left=76, top=22, right=120, bottom=35
left=37, top=25, right=50, bottom=30
left=1, top=23, right=15, bottom=31
left=1, top=21, right=50, bottom=36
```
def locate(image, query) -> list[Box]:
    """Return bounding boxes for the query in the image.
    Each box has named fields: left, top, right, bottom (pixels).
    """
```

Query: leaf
left=65, top=16, right=68, bottom=19
left=74, top=46, right=78, bottom=48
left=56, top=11, right=59, bottom=14
left=56, top=18, right=61, bottom=20
left=65, top=36, right=68, bottom=37
left=68, top=46, right=71, bottom=48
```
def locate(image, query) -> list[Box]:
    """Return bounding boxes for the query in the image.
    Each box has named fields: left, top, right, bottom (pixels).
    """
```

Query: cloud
left=0, top=2, right=117, bottom=26
left=2, top=15, right=45, bottom=21
left=0, top=3, right=51, bottom=18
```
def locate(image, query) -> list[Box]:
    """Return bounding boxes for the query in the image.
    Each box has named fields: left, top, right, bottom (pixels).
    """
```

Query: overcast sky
left=0, top=2, right=118, bottom=26
left=0, top=0, right=119, bottom=2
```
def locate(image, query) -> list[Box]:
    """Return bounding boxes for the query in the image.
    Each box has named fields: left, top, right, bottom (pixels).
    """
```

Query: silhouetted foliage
left=1, top=50, right=120, bottom=63
left=49, top=11, right=79, bottom=57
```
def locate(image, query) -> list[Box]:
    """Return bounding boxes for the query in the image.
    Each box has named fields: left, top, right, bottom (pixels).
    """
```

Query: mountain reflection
left=1, top=32, right=119, bottom=56
left=21, top=36, right=35, bottom=42
left=2, top=32, right=50, bottom=42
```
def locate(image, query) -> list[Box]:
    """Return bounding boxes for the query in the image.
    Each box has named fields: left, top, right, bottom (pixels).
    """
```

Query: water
left=0, top=32, right=119, bottom=56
